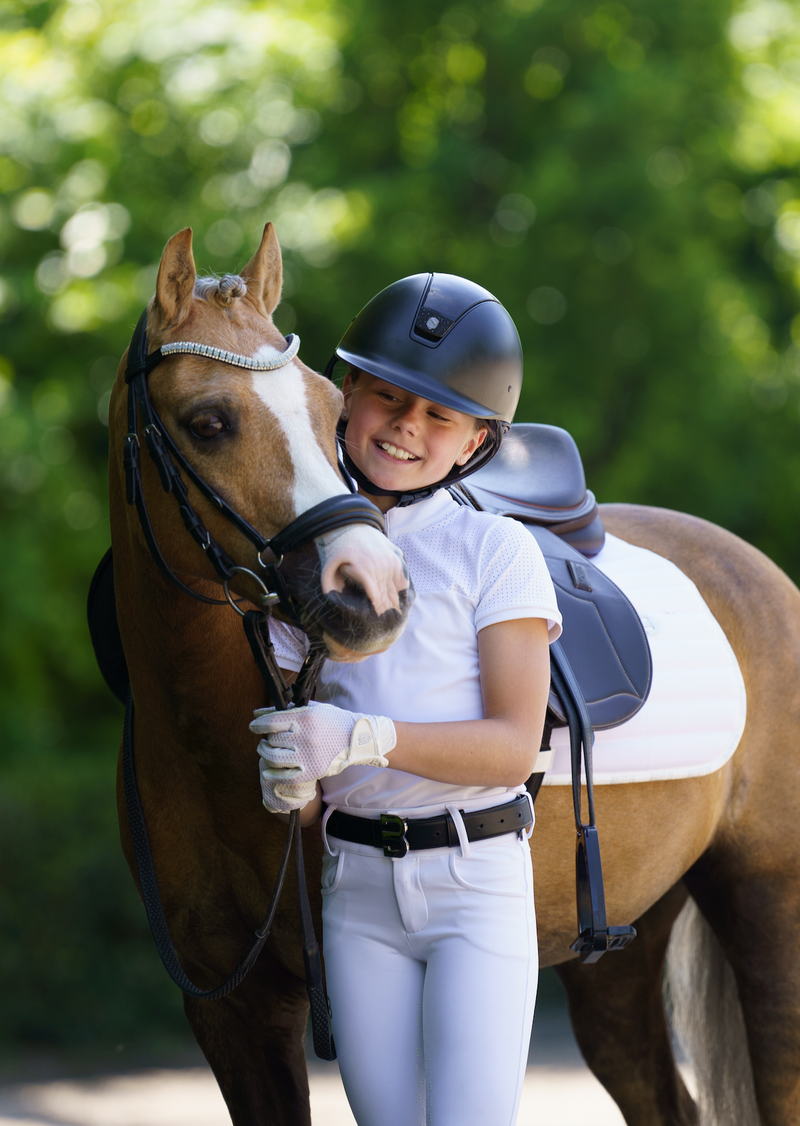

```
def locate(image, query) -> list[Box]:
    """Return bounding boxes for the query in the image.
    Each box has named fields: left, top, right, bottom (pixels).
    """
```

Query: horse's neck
left=117, top=539, right=266, bottom=748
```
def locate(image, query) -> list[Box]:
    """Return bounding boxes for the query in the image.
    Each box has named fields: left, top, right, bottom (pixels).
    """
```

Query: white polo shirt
left=270, top=488, right=561, bottom=816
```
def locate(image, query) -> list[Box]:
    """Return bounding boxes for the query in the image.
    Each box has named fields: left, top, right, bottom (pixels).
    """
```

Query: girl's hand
left=260, top=777, right=318, bottom=815
left=251, top=701, right=397, bottom=784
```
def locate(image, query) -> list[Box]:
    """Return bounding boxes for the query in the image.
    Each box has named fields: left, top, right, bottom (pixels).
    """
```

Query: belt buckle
left=380, top=813, right=409, bottom=858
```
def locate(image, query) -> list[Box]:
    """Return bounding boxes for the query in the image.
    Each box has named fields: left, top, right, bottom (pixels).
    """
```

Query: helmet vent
left=413, top=306, right=453, bottom=341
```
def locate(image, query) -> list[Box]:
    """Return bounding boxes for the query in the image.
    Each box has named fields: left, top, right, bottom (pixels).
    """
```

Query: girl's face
left=342, top=372, right=488, bottom=509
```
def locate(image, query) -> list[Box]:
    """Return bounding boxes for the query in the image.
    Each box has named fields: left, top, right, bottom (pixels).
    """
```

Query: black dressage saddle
left=88, top=424, right=651, bottom=731
left=458, top=423, right=652, bottom=732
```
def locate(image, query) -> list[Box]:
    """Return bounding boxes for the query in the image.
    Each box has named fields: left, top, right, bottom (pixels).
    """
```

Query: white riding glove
left=251, top=701, right=397, bottom=786
left=260, top=777, right=318, bottom=816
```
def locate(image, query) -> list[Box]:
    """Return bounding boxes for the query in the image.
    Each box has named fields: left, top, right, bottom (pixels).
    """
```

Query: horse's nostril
left=325, top=576, right=371, bottom=613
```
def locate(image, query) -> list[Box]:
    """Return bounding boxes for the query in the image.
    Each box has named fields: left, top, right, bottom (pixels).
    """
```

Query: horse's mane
left=195, top=274, right=248, bottom=306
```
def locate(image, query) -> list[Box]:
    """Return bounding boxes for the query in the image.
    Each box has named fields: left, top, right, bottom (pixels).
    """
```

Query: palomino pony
left=109, top=226, right=800, bottom=1126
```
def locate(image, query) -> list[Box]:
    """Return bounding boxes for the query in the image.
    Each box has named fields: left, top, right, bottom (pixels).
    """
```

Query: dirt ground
left=0, top=1010, right=638, bottom=1125
left=0, top=1008, right=693, bottom=1125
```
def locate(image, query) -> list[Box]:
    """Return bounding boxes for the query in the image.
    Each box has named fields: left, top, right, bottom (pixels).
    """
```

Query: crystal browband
left=159, top=333, right=301, bottom=371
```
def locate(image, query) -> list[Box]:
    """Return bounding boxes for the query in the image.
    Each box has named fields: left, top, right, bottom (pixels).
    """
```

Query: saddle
left=458, top=423, right=652, bottom=732
left=460, top=423, right=647, bottom=960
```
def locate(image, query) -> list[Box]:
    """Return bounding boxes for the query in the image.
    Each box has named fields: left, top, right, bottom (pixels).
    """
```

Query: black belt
left=326, top=795, right=532, bottom=859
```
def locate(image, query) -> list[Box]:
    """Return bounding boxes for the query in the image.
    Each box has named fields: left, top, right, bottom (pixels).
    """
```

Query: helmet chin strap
left=336, top=420, right=442, bottom=507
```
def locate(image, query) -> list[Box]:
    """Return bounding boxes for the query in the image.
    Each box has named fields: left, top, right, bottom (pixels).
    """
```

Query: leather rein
left=120, top=307, right=382, bottom=1059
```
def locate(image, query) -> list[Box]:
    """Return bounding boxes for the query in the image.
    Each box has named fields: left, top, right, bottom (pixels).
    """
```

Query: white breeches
left=321, top=826, right=538, bottom=1126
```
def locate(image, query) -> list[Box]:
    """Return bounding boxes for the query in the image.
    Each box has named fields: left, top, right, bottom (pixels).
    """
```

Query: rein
left=119, top=306, right=383, bottom=1059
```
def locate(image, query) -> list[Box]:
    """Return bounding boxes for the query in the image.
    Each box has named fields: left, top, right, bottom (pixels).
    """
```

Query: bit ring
left=223, top=565, right=280, bottom=616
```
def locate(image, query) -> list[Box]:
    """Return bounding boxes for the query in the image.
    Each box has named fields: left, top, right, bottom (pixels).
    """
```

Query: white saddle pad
left=543, top=532, right=747, bottom=786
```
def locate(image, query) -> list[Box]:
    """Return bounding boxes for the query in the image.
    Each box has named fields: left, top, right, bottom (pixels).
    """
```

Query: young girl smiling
left=252, top=272, right=561, bottom=1126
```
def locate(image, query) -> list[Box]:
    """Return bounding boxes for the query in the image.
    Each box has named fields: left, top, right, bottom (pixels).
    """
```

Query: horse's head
left=109, top=224, right=412, bottom=661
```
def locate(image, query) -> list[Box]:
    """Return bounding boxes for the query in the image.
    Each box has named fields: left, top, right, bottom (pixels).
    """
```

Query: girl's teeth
left=379, top=442, right=415, bottom=461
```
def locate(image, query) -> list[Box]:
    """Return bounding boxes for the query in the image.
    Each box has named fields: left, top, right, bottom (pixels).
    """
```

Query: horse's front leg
left=554, top=881, right=697, bottom=1126
left=184, top=943, right=310, bottom=1126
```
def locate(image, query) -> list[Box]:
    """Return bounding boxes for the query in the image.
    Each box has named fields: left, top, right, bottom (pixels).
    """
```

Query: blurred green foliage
left=1, top=0, right=800, bottom=1052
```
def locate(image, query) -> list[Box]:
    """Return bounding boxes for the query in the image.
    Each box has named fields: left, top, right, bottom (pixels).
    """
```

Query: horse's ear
left=240, top=222, right=282, bottom=316
left=152, top=228, right=196, bottom=329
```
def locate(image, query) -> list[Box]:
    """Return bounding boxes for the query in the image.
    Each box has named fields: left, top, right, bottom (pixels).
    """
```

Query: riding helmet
left=326, top=272, right=523, bottom=504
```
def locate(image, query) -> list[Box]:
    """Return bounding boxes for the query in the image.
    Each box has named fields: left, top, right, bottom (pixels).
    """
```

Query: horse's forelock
left=195, top=274, right=248, bottom=307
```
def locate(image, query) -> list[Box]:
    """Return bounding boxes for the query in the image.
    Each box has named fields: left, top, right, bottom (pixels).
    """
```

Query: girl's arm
left=388, top=616, right=551, bottom=788
left=265, top=616, right=550, bottom=822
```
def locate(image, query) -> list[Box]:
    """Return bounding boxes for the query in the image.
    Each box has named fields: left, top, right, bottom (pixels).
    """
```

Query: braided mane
left=195, top=274, right=248, bottom=306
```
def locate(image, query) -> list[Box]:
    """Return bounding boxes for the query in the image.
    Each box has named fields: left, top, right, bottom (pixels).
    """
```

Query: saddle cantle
left=455, top=423, right=652, bottom=732
left=460, top=423, right=606, bottom=556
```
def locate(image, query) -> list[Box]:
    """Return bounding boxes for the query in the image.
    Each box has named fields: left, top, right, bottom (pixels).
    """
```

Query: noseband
left=123, top=307, right=385, bottom=626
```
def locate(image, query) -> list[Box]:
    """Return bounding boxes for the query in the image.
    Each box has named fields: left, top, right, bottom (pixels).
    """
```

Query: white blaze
left=251, top=350, right=344, bottom=511
left=251, top=346, right=408, bottom=618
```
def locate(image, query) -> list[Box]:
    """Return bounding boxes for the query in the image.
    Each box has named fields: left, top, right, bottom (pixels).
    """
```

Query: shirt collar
left=383, top=488, right=457, bottom=537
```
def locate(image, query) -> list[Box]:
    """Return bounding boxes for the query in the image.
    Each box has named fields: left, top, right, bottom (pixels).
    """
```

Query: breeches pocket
left=448, top=836, right=528, bottom=897
left=321, top=849, right=345, bottom=896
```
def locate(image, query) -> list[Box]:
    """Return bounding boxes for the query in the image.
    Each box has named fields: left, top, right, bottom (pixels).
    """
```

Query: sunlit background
left=1, top=0, right=800, bottom=1062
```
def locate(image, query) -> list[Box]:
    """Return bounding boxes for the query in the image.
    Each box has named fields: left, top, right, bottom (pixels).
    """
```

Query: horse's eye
left=190, top=413, right=225, bottom=439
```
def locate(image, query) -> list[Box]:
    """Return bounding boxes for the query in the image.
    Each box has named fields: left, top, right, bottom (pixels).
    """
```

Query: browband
left=159, top=334, right=301, bottom=370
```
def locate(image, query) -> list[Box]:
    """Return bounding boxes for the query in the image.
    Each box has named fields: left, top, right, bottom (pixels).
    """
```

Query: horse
left=107, top=225, right=800, bottom=1126
left=107, top=223, right=414, bottom=1121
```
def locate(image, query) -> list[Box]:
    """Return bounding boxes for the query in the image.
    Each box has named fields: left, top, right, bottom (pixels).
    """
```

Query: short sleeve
left=474, top=518, right=562, bottom=642
left=269, top=620, right=310, bottom=673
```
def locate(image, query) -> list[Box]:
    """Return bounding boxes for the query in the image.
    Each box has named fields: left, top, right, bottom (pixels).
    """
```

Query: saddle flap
left=526, top=526, right=653, bottom=731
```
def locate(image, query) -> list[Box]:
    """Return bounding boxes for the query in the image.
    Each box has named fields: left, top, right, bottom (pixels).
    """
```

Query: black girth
left=120, top=306, right=388, bottom=1060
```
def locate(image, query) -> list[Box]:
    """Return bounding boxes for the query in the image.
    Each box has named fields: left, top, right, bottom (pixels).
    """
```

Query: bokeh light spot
left=527, top=287, right=566, bottom=324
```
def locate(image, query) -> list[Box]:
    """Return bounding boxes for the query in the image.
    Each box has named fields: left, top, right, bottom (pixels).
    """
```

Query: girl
left=252, top=272, right=561, bottom=1126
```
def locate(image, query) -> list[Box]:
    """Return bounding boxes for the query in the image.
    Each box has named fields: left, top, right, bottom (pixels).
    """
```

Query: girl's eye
left=190, top=413, right=225, bottom=439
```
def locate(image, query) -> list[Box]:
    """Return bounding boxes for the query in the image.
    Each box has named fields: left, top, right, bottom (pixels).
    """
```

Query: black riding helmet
left=325, top=272, right=523, bottom=506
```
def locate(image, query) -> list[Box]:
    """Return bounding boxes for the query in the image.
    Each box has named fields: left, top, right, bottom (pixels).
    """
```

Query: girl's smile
left=342, top=372, right=488, bottom=509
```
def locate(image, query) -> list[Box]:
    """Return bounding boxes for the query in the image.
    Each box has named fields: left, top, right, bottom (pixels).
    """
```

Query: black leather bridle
left=123, top=307, right=385, bottom=618
left=120, top=306, right=390, bottom=1060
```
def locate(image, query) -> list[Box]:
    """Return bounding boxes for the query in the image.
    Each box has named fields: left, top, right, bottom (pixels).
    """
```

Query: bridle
left=120, top=305, right=391, bottom=1060
left=123, top=307, right=385, bottom=624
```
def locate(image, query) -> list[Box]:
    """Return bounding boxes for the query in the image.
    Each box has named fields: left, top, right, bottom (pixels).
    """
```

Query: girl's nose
left=393, top=402, right=423, bottom=429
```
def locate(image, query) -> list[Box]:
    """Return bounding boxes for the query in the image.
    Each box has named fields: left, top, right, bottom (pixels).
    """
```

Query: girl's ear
left=457, top=426, right=489, bottom=465
left=341, top=371, right=352, bottom=418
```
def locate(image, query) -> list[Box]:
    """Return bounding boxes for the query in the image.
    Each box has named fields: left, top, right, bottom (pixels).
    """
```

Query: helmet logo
left=414, top=306, right=453, bottom=341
